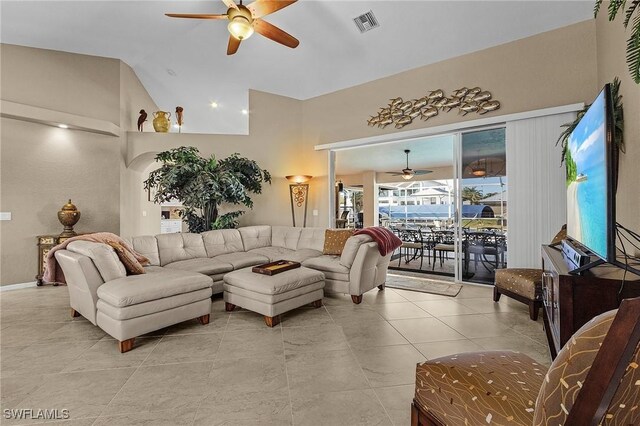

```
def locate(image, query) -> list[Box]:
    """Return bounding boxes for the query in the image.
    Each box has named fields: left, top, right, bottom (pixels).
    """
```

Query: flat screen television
left=565, top=84, right=616, bottom=262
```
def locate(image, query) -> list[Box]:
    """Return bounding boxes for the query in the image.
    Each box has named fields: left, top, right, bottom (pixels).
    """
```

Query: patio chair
left=397, top=228, right=428, bottom=270
left=412, top=296, right=640, bottom=426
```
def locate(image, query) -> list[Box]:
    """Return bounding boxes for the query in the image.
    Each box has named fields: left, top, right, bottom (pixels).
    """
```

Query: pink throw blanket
left=354, top=227, right=402, bottom=256
left=43, top=232, right=149, bottom=285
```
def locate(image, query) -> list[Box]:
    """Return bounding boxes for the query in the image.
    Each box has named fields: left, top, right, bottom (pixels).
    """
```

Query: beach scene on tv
left=565, top=90, right=608, bottom=259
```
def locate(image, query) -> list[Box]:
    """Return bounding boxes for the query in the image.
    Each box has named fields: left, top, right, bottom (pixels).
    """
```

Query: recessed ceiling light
left=210, top=101, right=218, bottom=108
left=58, top=124, right=68, bottom=129
left=241, top=109, right=248, bottom=115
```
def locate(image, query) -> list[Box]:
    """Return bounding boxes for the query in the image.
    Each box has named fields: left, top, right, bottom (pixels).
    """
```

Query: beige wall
left=595, top=6, right=640, bottom=234
left=122, top=90, right=329, bottom=237
left=0, top=45, right=153, bottom=285
left=302, top=21, right=598, bottom=146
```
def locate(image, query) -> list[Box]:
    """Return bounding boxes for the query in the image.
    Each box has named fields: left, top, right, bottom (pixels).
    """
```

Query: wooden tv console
left=541, top=245, right=640, bottom=359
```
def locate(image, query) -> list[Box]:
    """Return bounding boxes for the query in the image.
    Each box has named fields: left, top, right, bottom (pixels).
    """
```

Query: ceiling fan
left=165, top=0, right=299, bottom=55
left=386, top=150, right=432, bottom=180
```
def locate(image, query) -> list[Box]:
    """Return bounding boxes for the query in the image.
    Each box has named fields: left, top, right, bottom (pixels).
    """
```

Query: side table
left=36, top=234, right=89, bottom=286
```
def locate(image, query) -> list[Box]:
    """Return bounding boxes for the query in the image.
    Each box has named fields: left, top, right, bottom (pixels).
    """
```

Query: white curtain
left=505, top=112, right=575, bottom=268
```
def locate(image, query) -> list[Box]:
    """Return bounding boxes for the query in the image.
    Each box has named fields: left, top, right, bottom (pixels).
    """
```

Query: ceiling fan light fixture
left=471, top=169, right=487, bottom=177
left=228, top=16, right=254, bottom=40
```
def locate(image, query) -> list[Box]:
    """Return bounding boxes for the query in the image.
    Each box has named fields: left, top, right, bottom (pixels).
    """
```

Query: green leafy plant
left=462, top=186, right=483, bottom=205
left=594, top=0, right=640, bottom=83
left=557, top=77, right=624, bottom=165
left=144, top=146, right=271, bottom=233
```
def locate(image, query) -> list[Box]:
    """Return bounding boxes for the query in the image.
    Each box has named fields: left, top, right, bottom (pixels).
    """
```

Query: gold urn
left=152, top=111, right=171, bottom=133
left=58, top=199, right=81, bottom=238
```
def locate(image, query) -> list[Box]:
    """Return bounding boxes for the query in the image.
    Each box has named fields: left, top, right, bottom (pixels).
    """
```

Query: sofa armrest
left=55, top=250, right=104, bottom=325
left=349, top=242, right=384, bottom=296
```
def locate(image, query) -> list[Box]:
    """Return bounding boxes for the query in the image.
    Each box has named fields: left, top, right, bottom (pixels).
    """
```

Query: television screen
left=565, top=85, right=614, bottom=261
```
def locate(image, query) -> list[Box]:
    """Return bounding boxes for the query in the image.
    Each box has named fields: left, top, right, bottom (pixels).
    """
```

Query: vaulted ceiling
left=1, top=1, right=592, bottom=134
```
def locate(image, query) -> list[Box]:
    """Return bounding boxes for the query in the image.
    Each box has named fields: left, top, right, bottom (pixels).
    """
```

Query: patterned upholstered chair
left=493, top=225, right=566, bottom=320
left=412, top=297, right=640, bottom=426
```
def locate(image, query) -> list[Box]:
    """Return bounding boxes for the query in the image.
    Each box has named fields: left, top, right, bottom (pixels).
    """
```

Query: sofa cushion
left=340, top=235, right=373, bottom=267
left=97, top=269, right=211, bottom=307
left=271, top=226, right=302, bottom=250
left=297, top=227, right=326, bottom=252
left=239, top=225, right=272, bottom=251
left=223, top=266, right=324, bottom=295
left=303, top=255, right=350, bottom=282
left=67, top=241, right=126, bottom=282
left=156, top=233, right=207, bottom=266
left=287, top=249, right=323, bottom=263
left=164, top=258, right=233, bottom=275
left=213, top=252, right=269, bottom=269
left=249, top=246, right=296, bottom=262
left=323, top=229, right=355, bottom=255
left=125, top=236, right=160, bottom=266
left=97, top=288, right=212, bottom=320
left=202, top=229, right=244, bottom=257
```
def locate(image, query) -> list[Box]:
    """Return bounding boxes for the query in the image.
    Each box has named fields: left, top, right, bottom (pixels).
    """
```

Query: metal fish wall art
left=366, top=87, right=501, bottom=129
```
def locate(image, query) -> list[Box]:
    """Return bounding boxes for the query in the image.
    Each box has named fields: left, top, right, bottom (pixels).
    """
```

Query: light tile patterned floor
left=0, top=284, right=550, bottom=425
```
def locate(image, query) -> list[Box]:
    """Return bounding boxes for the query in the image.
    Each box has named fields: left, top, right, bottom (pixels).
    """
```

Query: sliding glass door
left=455, top=128, right=507, bottom=284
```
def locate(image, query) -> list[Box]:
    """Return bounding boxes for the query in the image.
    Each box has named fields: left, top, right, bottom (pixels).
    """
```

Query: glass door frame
left=453, top=125, right=508, bottom=283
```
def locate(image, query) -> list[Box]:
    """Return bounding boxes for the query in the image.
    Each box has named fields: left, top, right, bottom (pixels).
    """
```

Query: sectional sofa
left=55, top=225, right=392, bottom=352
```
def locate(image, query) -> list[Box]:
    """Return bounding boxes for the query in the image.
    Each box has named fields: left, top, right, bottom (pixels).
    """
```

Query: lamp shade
left=228, top=16, right=254, bottom=40
left=286, top=175, right=312, bottom=184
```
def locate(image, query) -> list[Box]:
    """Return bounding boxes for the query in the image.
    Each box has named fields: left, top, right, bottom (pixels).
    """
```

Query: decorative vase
left=152, top=111, right=171, bottom=133
left=58, top=199, right=81, bottom=238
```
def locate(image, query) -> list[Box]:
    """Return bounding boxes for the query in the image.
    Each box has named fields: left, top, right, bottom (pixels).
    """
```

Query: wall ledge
left=1, top=100, right=120, bottom=136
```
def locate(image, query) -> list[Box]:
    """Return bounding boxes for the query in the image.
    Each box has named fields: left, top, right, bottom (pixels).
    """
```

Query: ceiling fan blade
left=221, top=0, right=239, bottom=10
left=247, top=0, right=297, bottom=18
left=227, top=35, right=241, bottom=55
left=413, top=170, right=433, bottom=175
left=165, top=13, right=228, bottom=19
left=386, top=172, right=404, bottom=176
left=253, top=19, right=299, bottom=48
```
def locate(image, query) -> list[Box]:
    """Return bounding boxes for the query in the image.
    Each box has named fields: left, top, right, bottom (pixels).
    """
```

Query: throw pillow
left=106, top=240, right=146, bottom=275
left=323, top=229, right=355, bottom=255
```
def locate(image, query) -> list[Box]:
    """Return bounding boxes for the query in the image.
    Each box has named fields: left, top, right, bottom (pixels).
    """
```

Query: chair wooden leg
left=264, top=315, right=281, bottom=327
left=118, top=338, right=135, bottom=353
left=70, top=308, right=81, bottom=318
left=197, top=314, right=210, bottom=325
left=411, top=403, right=419, bottom=426
left=351, top=295, right=363, bottom=304
left=378, top=283, right=385, bottom=291
left=529, top=301, right=540, bottom=321
left=225, top=302, right=236, bottom=312
left=493, top=286, right=502, bottom=302
left=311, top=299, right=323, bottom=308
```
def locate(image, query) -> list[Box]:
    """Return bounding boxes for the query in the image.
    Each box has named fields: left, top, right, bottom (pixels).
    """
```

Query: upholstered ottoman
left=223, top=266, right=325, bottom=327
left=96, top=269, right=213, bottom=352
left=494, top=268, right=543, bottom=320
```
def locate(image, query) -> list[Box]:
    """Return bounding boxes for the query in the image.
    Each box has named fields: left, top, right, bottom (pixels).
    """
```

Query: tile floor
left=0, top=284, right=550, bottom=425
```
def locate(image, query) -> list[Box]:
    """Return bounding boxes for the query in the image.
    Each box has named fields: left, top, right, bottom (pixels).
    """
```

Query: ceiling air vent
left=353, top=10, right=379, bottom=33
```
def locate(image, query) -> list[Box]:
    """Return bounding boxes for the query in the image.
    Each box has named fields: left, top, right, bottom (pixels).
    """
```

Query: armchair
left=412, top=296, right=640, bottom=425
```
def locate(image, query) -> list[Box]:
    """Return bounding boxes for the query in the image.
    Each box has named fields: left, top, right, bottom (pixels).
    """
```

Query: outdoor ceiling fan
left=386, top=150, right=432, bottom=180
left=165, top=0, right=299, bottom=55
